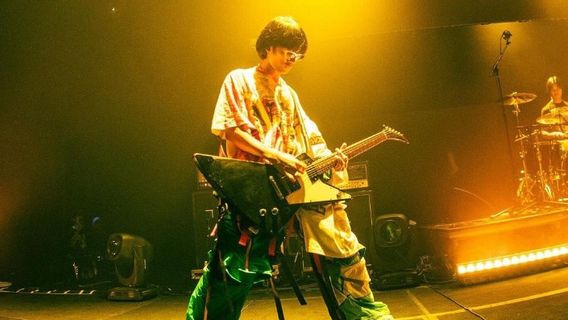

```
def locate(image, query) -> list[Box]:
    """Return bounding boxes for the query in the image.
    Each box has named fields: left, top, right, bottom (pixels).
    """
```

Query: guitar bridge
left=269, top=175, right=285, bottom=200
left=268, top=171, right=301, bottom=201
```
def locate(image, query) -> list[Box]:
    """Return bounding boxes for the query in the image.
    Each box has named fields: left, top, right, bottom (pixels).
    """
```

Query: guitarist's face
left=265, top=46, right=301, bottom=75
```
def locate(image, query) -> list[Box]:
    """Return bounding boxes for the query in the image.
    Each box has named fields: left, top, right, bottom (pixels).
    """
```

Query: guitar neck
left=306, top=130, right=388, bottom=179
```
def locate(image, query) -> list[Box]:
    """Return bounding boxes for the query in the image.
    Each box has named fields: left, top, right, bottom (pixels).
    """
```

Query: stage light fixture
left=374, top=214, right=410, bottom=248
left=106, top=233, right=157, bottom=301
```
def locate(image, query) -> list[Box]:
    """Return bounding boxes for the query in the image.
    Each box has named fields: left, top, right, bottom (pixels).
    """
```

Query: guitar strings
left=304, top=132, right=388, bottom=178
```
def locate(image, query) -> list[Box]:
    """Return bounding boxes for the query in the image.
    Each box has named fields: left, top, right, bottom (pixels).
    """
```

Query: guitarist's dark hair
left=256, top=16, right=308, bottom=59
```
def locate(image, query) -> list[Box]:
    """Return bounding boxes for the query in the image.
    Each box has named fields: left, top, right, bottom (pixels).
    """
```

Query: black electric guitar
left=194, top=125, right=409, bottom=233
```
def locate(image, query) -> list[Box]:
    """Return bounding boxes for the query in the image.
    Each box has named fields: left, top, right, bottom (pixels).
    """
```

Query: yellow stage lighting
left=420, top=203, right=568, bottom=284
left=456, top=244, right=568, bottom=277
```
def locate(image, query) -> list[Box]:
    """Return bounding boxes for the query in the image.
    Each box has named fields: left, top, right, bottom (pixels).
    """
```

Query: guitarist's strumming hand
left=265, top=149, right=307, bottom=176
left=333, top=143, right=349, bottom=171
left=225, top=127, right=306, bottom=175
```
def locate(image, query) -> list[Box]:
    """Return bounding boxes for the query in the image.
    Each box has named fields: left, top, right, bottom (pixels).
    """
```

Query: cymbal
left=503, top=92, right=537, bottom=105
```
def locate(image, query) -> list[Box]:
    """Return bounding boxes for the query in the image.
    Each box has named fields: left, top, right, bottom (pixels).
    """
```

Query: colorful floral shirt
left=211, top=66, right=361, bottom=259
left=211, top=66, right=328, bottom=160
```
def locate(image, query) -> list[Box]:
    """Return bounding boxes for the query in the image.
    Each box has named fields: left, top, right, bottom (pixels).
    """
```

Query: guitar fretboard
left=305, top=128, right=401, bottom=179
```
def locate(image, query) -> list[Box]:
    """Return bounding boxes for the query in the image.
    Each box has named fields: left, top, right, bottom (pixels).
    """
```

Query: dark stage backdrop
left=2, top=1, right=568, bottom=285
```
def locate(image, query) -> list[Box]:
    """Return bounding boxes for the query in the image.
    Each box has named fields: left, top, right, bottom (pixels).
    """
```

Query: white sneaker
left=0, top=282, right=12, bottom=289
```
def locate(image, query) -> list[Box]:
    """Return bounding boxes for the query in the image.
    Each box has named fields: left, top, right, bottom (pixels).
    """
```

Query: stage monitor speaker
left=191, top=191, right=218, bottom=269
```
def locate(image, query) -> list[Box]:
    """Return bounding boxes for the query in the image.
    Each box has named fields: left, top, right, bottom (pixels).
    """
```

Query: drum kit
left=508, top=92, right=568, bottom=204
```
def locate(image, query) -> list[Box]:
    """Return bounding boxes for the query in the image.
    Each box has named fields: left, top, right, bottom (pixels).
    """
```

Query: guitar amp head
left=343, top=161, right=369, bottom=190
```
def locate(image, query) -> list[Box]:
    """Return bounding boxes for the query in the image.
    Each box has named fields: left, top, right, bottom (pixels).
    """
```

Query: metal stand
left=492, top=31, right=515, bottom=189
left=532, top=136, right=555, bottom=201
left=510, top=98, right=541, bottom=204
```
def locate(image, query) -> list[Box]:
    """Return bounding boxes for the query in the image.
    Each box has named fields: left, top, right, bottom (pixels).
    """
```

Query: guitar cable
left=416, top=257, right=488, bottom=320
left=426, top=283, right=488, bottom=320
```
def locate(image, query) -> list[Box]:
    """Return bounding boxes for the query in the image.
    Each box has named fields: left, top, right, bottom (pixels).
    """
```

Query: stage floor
left=1, top=266, right=567, bottom=320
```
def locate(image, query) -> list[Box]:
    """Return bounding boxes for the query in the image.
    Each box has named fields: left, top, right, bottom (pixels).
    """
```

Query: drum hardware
left=503, top=91, right=568, bottom=203
left=514, top=134, right=529, bottom=143
left=532, top=134, right=556, bottom=202
left=517, top=133, right=568, bottom=203
left=515, top=128, right=539, bottom=204
left=514, top=127, right=539, bottom=142
left=515, top=134, right=536, bottom=204
left=537, top=108, right=568, bottom=200
left=507, top=92, right=538, bottom=204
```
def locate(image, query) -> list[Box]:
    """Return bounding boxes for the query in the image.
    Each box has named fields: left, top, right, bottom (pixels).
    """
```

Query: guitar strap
left=217, top=137, right=227, bottom=157
left=269, top=276, right=285, bottom=320
left=292, top=96, right=316, bottom=159
left=310, top=253, right=346, bottom=320
left=203, top=200, right=233, bottom=320
left=282, top=217, right=308, bottom=303
left=252, top=98, right=273, bottom=133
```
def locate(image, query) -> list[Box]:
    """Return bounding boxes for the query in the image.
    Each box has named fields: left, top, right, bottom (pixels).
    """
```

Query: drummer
left=540, top=76, right=568, bottom=139
left=541, top=76, right=568, bottom=115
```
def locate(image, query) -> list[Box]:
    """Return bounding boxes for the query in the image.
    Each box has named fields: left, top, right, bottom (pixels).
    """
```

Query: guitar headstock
left=382, top=125, right=410, bottom=144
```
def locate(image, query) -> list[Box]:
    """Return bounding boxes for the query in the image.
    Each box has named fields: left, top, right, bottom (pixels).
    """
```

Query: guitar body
left=194, top=125, right=409, bottom=233
left=194, top=153, right=352, bottom=233
left=285, top=169, right=352, bottom=205
left=194, top=154, right=298, bottom=232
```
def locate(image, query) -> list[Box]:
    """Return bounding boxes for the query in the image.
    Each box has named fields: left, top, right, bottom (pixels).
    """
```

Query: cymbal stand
left=513, top=103, right=536, bottom=204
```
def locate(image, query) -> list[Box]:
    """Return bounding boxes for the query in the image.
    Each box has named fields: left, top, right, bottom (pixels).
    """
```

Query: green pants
left=186, top=210, right=393, bottom=319
left=186, top=267, right=256, bottom=320
left=186, top=210, right=275, bottom=320
left=319, top=254, right=392, bottom=319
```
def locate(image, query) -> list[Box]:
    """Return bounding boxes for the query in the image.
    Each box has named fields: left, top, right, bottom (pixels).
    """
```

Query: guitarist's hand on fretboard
left=333, top=143, right=349, bottom=171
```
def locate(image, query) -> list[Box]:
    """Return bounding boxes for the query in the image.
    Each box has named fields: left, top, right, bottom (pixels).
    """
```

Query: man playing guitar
left=186, top=16, right=394, bottom=320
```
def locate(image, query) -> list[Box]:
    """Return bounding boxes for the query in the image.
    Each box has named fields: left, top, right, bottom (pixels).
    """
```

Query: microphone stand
left=491, top=36, right=511, bottom=78
left=491, top=34, right=519, bottom=203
